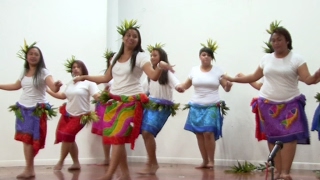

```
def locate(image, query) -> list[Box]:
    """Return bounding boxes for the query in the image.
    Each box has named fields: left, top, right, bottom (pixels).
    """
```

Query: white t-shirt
left=103, top=79, right=114, bottom=91
left=19, top=68, right=50, bottom=107
left=189, top=65, right=224, bottom=105
left=142, top=71, right=180, bottom=101
left=259, top=51, right=305, bottom=102
left=110, top=52, right=150, bottom=96
left=64, top=80, right=100, bottom=116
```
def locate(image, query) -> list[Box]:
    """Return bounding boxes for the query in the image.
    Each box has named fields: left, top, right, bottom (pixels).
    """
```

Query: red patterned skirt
left=55, top=104, right=85, bottom=144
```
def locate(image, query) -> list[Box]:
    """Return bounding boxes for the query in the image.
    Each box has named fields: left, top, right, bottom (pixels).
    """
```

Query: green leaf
left=16, top=39, right=37, bottom=60
left=315, top=92, right=320, bottom=103
left=103, top=49, right=115, bottom=63
left=64, top=55, right=76, bottom=73
left=80, top=112, right=99, bottom=125
left=224, top=160, right=261, bottom=173
left=263, top=20, right=282, bottom=53
left=147, top=43, right=165, bottom=53
left=201, top=38, right=218, bottom=53
left=117, top=19, right=140, bottom=36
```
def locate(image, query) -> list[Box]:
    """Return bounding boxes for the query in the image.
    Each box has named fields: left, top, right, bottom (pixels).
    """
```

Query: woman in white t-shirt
left=224, top=27, right=320, bottom=180
left=0, top=46, right=62, bottom=179
left=73, top=27, right=174, bottom=180
left=47, top=60, right=100, bottom=171
left=138, top=47, right=184, bottom=175
left=177, top=46, right=232, bottom=169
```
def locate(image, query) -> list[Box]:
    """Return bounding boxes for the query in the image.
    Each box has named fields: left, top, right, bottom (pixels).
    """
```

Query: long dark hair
left=107, top=52, right=116, bottom=69
left=111, top=28, right=143, bottom=72
left=71, top=60, right=89, bottom=76
left=23, top=46, right=47, bottom=88
left=151, top=48, right=169, bottom=85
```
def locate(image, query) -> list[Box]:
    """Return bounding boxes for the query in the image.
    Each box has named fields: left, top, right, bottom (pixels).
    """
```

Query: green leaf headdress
left=117, top=19, right=141, bottom=36
left=263, top=20, right=283, bottom=53
left=147, top=43, right=165, bottom=53
left=200, top=38, right=218, bottom=54
left=64, top=55, right=76, bottom=73
left=17, top=39, right=37, bottom=60
left=315, top=92, right=320, bottom=103
left=103, top=49, right=116, bottom=68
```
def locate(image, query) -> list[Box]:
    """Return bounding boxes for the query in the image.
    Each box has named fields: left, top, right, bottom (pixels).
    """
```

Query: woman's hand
left=224, top=81, right=233, bottom=92
left=175, top=85, right=185, bottom=93
left=236, top=73, right=245, bottom=78
left=221, top=74, right=234, bottom=82
left=54, top=80, right=63, bottom=88
left=73, top=76, right=85, bottom=83
left=159, top=61, right=175, bottom=73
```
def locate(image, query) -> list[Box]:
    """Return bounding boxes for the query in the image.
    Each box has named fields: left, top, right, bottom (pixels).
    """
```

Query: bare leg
left=96, top=144, right=126, bottom=180
left=16, top=143, right=35, bottom=179
left=68, top=142, right=81, bottom=170
left=103, top=141, right=111, bottom=165
left=54, top=142, right=72, bottom=170
left=195, top=133, right=208, bottom=169
left=279, top=141, right=296, bottom=180
left=137, top=131, right=159, bottom=175
left=118, top=149, right=131, bottom=180
left=203, top=132, right=215, bottom=168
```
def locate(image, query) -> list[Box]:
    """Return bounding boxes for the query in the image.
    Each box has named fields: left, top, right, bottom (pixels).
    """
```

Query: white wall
left=0, top=0, right=108, bottom=166
left=117, top=0, right=320, bottom=170
left=1, top=0, right=320, bottom=170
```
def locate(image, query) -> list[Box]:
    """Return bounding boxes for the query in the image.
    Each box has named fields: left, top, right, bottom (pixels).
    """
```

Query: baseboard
left=127, top=156, right=320, bottom=170
left=0, top=158, right=99, bottom=167
left=1, top=156, right=320, bottom=170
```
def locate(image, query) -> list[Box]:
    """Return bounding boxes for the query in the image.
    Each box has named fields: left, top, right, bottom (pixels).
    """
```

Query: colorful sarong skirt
left=14, top=102, right=52, bottom=156
left=103, top=93, right=149, bottom=149
left=251, top=97, right=267, bottom=141
left=91, top=102, right=108, bottom=136
left=142, top=97, right=173, bottom=137
left=184, top=102, right=224, bottom=141
left=55, top=104, right=85, bottom=143
left=251, top=94, right=310, bottom=144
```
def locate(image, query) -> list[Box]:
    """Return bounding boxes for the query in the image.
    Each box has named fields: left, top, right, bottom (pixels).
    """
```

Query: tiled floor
left=0, top=162, right=319, bottom=180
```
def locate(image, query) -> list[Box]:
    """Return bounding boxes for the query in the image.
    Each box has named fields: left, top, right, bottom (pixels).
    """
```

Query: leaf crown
left=64, top=55, right=76, bottom=73
left=263, top=20, right=283, bottom=53
left=117, top=19, right=141, bottom=36
left=17, top=39, right=37, bottom=60
left=147, top=43, right=165, bottom=53
left=200, top=39, right=218, bottom=53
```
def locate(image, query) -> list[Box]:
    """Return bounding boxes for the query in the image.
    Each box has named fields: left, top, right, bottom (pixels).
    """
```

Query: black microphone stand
left=269, top=159, right=275, bottom=180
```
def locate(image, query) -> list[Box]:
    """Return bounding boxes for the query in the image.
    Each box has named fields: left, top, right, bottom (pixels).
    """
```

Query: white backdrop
left=1, top=0, right=320, bottom=170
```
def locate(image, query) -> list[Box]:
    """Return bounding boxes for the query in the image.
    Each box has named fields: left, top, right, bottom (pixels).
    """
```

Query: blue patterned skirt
left=184, top=102, right=223, bottom=140
left=142, top=97, right=173, bottom=137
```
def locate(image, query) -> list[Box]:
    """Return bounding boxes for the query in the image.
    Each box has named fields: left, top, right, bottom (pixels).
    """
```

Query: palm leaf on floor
left=225, top=161, right=266, bottom=173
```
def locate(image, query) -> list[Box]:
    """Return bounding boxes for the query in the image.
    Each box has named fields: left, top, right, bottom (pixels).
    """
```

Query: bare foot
left=68, top=163, right=81, bottom=171
left=104, top=159, right=110, bottom=165
left=115, top=174, right=132, bottom=180
left=54, top=161, right=64, bottom=171
left=195, top=162, right=209, bottom=169
left=95, top=159, right=110, bottom=166
left=206, top=161, right=214, bottom=169
left=137, top=164, right=159, bottom=175
left=278, top=174, right=292, bottom=180
left=96, top=175, right=112, bottom=180
left=16, top=170, right=35, bottom=179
